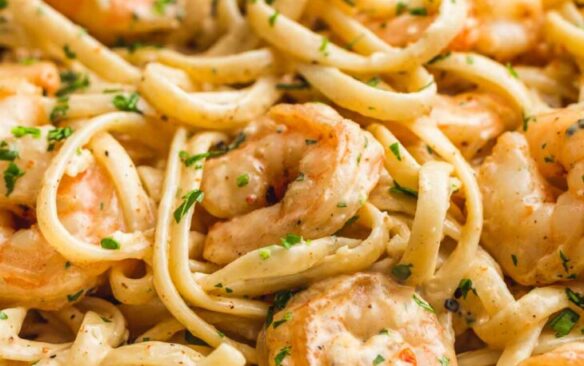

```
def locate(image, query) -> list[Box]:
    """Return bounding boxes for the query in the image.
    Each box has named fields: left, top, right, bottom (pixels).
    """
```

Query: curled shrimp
left=430, top=91, right=517, bottom=159
left=256, top=272, right=456, bottom=366
left=479, top=108, right=584, bottom=285
left=0, top=62, right=60, bottom=96
left=0, top=158, right=122, bottom=309
left=201, top=103, right=384, bottom=265
left=44, top=0, right=180, bottom=42
left=519, top=343, right=584, bottom=365
left=452, top=0, right=544, bottom=60
left=360, top=0, right=542, bottom=60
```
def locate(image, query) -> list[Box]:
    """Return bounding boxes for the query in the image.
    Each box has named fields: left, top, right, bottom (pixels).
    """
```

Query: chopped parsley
left=0, top=311, right=7, bottom=320
left=100, top=237, right=120, bottom=250
left=4, top=162, right=24, bottom=196
left=179, top=150, right=222, bottom=167
left=236, top=173, right=249, bottom=187
left=373, top=354, right=385, bottom=365
left=396, top=1, right=407, bottom=15
left=511, top=254, right=518, bottom=266
left=389, top=142, right=402, bottom=161
left=275, top=346, right=291, bottom=366
left=319, top=37, right=330, bottom=57
left=67, top=289, right=84, bottom=302
left=560, top=250, right=571, bottom=273
left=268, top=10, right=280, bottom=26
left=265, top=290, right=294, bottom=327
left=305, top=139, right=318, bottom=145
left=259, top=247, right=271, bottom=260
left=64, top=261, right=72, bottom=269
left=12, top=126, right=40, bottom=139
left=409, top=7, right=427, bottom=16
left=0, top=142, right=18, bottom=161
left=342, top=0, right=355, bottom=5
left=566, top=288, right=584, bottom=309
left=153, top=0, right=175, bottom=14
left=413, top=293, right=435, bottom=313
left=549, top=308, right=579, bottom=338
left=465, top=55, right=474, bottom=64
left=173, top=189, right=204, bottom=223
left=63, top=44, right=76, bottom=59
left=438, top=355, right=450, bottom=366
left=57, top=71, right=90, bottom=97
left=454, top=278, right=477, bottom=300
left=0, top=1, right=7, bottom=10
left=522, top=113, right=534, bottom=132
left=49, top=97, right=69, bottom=123
left=100, top=316, right=112, bottom=323
left=276, top=78, right=310, bottom=90
left=506, top=63, right=519, bottom=78
left=112, top=92, right=142, bottom=114
left=337, top=201, right=347, bottom=208
left=185, top=331, right=209, bottom=346
left=366, top=76, right=381, bottom=88
left=389, top=181, right=418, bottom=198
left=392, top=263, right=412, bottom=281
left=272, top=311, right=292, bottom=328
left=418, top=81, right=435, bottom=91
left=280, top=233, right=302, bottom=249
left=379, top=328, right=389, bottom=335
left=47, top=126, right=73, bottom=151
left=427, top=52, right=451, bottom=65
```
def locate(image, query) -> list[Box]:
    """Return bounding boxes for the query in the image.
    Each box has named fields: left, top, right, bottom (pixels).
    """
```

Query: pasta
left=0, top=0, right=583, bottom=365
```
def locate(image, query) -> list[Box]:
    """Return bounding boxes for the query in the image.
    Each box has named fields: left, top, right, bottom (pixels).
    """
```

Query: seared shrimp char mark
left=257, top=273, right=456, bottom=366
left=202, top=103, right=384, bottom=265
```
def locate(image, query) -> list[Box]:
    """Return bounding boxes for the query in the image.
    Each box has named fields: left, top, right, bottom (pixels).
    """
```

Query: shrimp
left=0, top=158, right=122, bottom=310
left=430, top=91, right=517, bottom=159
left=0, top=62, right=60, bottom=96
left=478, top=113, right=584, bottom=285
left=0, top=126, right=55, bottom=210
left=256, top=272, right=456, bottom=366
left=361, top=0, right=543, bottom=60
left=201, top=103, right=384, bottom=265
left=461, top=0, right=544, bottom=60
left=44, top=0, right=180, bottom=42
left=519, top=343, right=584, bottom=365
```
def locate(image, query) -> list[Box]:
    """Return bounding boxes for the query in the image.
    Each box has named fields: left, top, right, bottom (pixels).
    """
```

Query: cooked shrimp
left=361, top=0, right=543, bottom=60
left=0, top=220, right=106, bottom=310
left=202, top=103, right=384, bottom=265
left=519, top=343, right=584, bottom=365
left=44, top=0, right=180, bottom=42
left=0, top=95, right=46, bottom=138
left=452, top=0, right=543, bottom=60
left=0, top=126, right=55, bottom=209
left=430, top=91, right=516, bottom=159
left=0, top=62, right=60, bottom=96
left=0, top=126, right=129, bottom=309
left=257, top=272, right=456, bottom=366
left=478, top=129, right=584, bottom=285
left=525, top=108, right=584, bottom=195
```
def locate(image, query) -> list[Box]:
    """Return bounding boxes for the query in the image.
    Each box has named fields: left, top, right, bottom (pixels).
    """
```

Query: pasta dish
left=0, top=0, right=584, bottom=365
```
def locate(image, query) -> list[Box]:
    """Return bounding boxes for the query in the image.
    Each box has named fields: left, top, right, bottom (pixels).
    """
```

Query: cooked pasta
left=0, top=0, right=583, bottom=365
